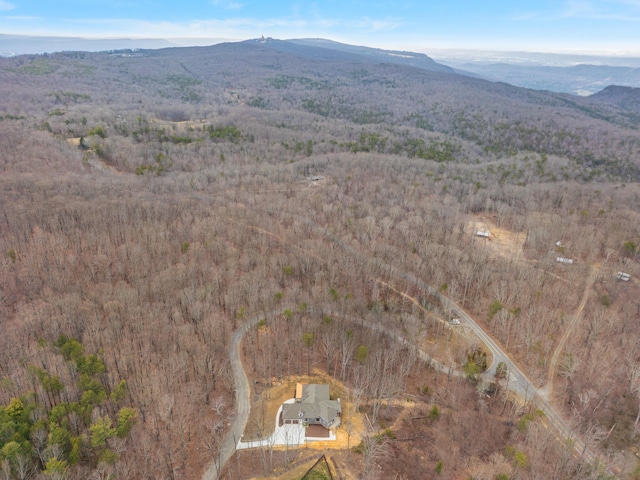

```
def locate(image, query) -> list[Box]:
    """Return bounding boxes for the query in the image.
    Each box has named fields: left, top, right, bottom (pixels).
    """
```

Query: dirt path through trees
left=544, top=264, right=598, bottom=399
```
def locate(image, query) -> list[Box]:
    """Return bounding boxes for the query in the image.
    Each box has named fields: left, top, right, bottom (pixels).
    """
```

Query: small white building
left=476, top=231, right=490, bottom=238
left=556, top=256, right=574, bottom=265
left=615, top=272, right=631, bottom=281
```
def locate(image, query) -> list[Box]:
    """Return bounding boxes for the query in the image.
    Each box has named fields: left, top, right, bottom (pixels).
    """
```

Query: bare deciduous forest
left=1, top=38, right=640, bottom=479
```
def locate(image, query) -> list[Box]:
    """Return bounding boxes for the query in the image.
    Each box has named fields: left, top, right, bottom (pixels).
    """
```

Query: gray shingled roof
left=282, top=384, right=341, bottom=429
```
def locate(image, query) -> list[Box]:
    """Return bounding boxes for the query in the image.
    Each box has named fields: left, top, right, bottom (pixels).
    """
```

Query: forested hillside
left=1, top=38, right=639, bottom=479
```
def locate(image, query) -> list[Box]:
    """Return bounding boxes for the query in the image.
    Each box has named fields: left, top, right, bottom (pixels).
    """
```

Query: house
left=615, top=272, right=631, bottom=281
left=476, top=230, right=490, bottom=238
left=281, top=384, right=341, bottom=429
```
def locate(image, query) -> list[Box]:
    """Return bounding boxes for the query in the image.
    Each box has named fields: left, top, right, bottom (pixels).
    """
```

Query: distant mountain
left=286, top=38, right=456, bottom=74
left=429, top=48, right=640, bottom=68
left=236, top=40, right=640, bottom=95
left=0, top=34, right=182, bottom=57
left=4, top=33, right=640, bottom=98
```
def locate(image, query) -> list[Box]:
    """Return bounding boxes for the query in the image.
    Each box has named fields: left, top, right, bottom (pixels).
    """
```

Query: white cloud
left=612, top=0, right=640, bottom=6
left=0, top=0, right=15, bottom=11
left=559, top=0, right=640, bottom=19
left=0, top=9, right=398, bottom=43
left=511, top=0, right=640, bottom=22
left=211, top=0, right=244, bottom=10
left=4, top=15, right=40, bottom=20
left=349, top=17, right=401, bottom=31
left=46, top=17, right=304, bottom=39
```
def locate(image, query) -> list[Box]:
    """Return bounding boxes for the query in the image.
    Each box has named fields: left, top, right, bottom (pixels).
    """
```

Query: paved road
left=391, top=271, right=598, bottom=462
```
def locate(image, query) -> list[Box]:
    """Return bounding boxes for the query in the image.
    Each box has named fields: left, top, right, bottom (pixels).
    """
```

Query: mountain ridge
left=286, top=37, right=456, bottom=74
left=0, top=33, right=180, bottom=57
left=2, top=33, right=638, bottom=95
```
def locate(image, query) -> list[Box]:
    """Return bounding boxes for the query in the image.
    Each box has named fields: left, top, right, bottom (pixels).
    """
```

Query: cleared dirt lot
left=468, top=216, right=526, bottom=258
left=244, top=370, right=364, bottom=451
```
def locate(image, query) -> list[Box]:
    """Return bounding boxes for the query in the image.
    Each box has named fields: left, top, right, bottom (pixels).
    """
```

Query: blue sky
left=1, top=0, right=640, bottom=54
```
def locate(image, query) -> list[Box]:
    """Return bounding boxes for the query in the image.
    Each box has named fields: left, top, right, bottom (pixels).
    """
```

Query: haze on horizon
left=1, top=0, right=640, bottom=57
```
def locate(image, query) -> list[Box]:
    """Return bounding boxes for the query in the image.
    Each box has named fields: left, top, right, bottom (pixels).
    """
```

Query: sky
left=1, top=0, right=640, bottom=55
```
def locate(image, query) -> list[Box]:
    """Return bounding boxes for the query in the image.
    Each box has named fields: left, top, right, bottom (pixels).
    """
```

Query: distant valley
left=436, top=58, right=640, bottom=95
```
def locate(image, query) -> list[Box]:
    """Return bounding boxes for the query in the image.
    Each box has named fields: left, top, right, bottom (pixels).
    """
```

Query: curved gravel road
left=202, top=313, right=262, bottom=480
